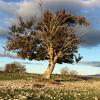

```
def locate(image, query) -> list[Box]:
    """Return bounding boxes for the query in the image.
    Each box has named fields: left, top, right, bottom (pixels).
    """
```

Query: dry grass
left=0, top=79, right=100, bottom=99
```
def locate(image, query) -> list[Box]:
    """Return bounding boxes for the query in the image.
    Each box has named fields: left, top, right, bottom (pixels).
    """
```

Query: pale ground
left=0, top=80, right=100, bottom=90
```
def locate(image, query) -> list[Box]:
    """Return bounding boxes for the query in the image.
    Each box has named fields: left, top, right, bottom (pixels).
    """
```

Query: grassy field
left=0, top=73, right=100, bottom=100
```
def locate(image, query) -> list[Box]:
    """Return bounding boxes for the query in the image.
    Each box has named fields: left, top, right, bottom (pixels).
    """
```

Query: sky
left=0, top=0, right=100, bottom=75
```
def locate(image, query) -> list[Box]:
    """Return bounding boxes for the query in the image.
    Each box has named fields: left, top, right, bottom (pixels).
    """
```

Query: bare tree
left=60, top=67, right=70, bottom=75
left=70, top=70, right=78, bottom=76
left=6, top=9, right=88, bottom=80
left=60, top=67, right=78, bottom=76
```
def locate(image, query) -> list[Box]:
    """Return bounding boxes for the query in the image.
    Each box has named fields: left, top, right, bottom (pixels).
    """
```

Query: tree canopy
left=6, top=9, right=88, bottom=79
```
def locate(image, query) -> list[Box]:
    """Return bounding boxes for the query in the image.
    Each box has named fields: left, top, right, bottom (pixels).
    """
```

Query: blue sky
left=0, top=0, right=100, bottom=75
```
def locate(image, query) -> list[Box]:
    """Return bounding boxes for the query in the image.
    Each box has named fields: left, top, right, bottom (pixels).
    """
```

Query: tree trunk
left=42, top=46, right=58, bottom=80
left=43, top=59, right=56, bottom=80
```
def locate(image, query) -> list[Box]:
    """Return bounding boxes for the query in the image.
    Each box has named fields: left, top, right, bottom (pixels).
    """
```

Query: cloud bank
left=80, top=61, right=100, bottom=67
left=0, top=0, right=100, bottom=47
left=0, top=52, right=19, bottom=59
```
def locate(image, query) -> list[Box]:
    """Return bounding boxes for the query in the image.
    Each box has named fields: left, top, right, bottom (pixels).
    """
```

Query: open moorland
left=0, top=73, right=100, bottom=100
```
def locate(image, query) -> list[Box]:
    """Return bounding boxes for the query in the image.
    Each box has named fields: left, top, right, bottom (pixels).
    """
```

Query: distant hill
left=87, top=74, right=100, bottom=78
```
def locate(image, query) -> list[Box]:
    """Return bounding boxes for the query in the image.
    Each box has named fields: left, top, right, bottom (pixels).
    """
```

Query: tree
left=6, top=9, right=88, bottom=80
left=4, top=62, right=26, bottom=73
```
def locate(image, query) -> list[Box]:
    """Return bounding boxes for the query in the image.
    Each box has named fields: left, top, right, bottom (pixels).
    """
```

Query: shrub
left=60, top=67, right=78, bottom=76
left=4, top=62, right=26, bottom=73
left=69, top=70, right=78, bottom=76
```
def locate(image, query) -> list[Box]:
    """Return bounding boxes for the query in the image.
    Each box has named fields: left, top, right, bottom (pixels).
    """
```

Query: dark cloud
left=80, top=61, right=100, bottom=67
left=43, top=0, right=83, bottom=14
left=81, top=29, right=100, bottom=47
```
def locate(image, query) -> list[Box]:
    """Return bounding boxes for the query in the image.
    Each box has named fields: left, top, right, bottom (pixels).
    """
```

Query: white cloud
left=17, top=0, right=40, bottom=18
left=81, top=0, right=98, bottom=6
